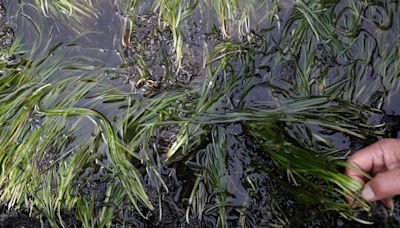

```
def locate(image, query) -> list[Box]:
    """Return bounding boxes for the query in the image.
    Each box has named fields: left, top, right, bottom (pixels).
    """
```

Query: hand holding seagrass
left=346, top=139, right=400, bottom=208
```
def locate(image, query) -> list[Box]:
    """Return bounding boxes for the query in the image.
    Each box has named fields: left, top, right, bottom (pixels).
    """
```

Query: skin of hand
left=345, top=138, right=400, bottom=210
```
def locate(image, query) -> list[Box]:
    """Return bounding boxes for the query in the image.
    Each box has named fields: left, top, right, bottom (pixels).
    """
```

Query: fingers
left=381, top=197, right=394, bottom=214
left=345, top=139, right=400, bottom=183
left=361, top=168, right=400, bottom=201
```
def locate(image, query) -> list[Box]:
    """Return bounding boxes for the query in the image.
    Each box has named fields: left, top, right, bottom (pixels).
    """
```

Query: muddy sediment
left=0, top=2, right=13, bottom=49
left=122, top=14, right=204, bottom=96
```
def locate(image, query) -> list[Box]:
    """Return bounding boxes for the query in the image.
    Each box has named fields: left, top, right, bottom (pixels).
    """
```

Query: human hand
left=345, top=139, right=400, bottom=209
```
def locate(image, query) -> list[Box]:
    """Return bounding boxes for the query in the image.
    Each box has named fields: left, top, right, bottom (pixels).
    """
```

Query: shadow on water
left=0, top=0, right=399, bottom=227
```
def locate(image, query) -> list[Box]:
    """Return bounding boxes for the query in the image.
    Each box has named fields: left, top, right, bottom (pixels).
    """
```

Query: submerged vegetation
left=0, top=0, right=399, bottom=226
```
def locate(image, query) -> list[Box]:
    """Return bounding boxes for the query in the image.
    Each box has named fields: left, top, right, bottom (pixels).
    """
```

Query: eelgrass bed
left=0, top=0, right=399, bottom=227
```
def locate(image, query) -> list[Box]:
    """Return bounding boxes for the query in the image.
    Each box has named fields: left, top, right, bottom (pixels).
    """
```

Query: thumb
left=362, top=168, right=400, bottom=201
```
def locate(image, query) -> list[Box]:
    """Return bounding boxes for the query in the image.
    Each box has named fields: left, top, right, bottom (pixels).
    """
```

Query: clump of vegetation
left=0, top=0, right=399, bottom=227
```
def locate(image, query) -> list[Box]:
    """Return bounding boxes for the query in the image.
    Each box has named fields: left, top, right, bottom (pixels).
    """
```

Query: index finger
left=345, top=139, right=400, bottom=184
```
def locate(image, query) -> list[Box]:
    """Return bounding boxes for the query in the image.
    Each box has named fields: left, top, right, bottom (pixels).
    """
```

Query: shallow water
left=0, top=0, right=400, bottom=227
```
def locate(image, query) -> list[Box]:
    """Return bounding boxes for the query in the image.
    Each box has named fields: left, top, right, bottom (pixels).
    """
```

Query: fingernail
left=362, top=186, right=375, bottom=200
